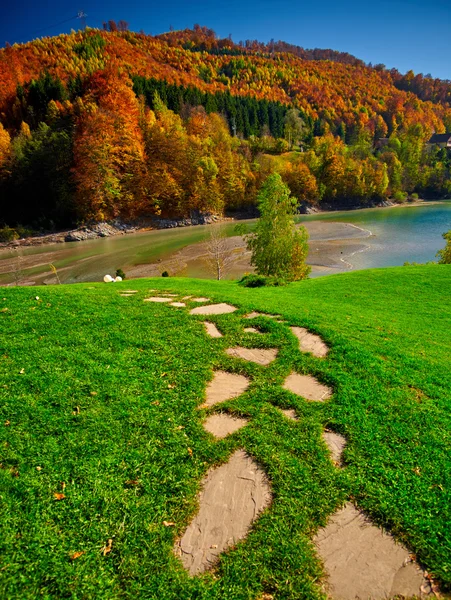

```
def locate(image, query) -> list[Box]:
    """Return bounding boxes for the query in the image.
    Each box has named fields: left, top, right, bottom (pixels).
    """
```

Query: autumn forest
left=0, top=24, right=450, bottom=230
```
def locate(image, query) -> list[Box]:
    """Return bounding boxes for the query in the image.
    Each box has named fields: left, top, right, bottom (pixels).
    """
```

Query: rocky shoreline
left=0, top=214, right=227, bottom=249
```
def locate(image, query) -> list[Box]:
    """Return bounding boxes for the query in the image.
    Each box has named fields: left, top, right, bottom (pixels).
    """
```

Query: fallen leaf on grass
left=163, top=521, right=175, bottom=527
left=0, top=308, right=8, bottom=313
left=90, top=391, right=97, bottom=396
left=19, top=368, right=25, bottom=374
left=70, top=551, right=84, bottom=561
left=54, top=493, right=66, bottom=500
left=36, top=466, right=42, bottom=471
left=125, top=479, right=140, bottom=486
left=167, top=384, right=175, bottom=389
left=4, top=420, right=10, bottom=426
left=152, top=401, right=160, bottom=406
left=102, top=538, right=113, bottom=555
left=72, top=406, right=80, bottom=415
left=187, top=448, right=193, bottom=457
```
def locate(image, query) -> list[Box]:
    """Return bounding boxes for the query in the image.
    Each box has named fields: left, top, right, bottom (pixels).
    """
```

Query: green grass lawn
left=1, top=265, right=450, bottom=599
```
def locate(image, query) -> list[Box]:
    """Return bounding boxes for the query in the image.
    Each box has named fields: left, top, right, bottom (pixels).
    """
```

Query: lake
left=1, top=202, right=450, bottom=285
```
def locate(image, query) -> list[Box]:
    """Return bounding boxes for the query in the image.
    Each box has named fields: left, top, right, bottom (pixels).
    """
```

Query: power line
left=5, top=11, right=88, bottom=45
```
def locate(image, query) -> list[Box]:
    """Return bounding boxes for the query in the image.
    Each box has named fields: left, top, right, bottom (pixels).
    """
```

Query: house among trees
left=427, top=133, right=451, bottom=148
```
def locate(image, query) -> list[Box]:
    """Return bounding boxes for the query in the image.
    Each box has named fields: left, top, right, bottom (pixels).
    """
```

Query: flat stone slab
left=144, top=297, right=173, bottom=303
left=226, top=347, right=278, bottom=366
left=175, top=450, right=271, bottom=575
left=323, top=431, right=346, bottom=465
left=244, top=312, right=279, bottom=319
left=283, top=373, right=332, bottom=401
left=119, top=293, right=135, bottom=297
left=190, top=303, right=237, bottom=316
left=182, top=295, right=192, bottom=300
left=191, top=297, right=210, bottom=302
left=123, top=290, right=138, bottom=293
left=204, top=371, right=250, bottom=407
left=244, top=327, right=262, bottom=334
left=170, top=302, right=186, bottom=307
left=280, top=408, right=298, bottom=421
left=290, top=327, right=329, bottom=357
left=315, top=503, right=432, bottom=599
left=203, top=414, right=248, bottom=438
left=204, top=322, right=223, bottom=338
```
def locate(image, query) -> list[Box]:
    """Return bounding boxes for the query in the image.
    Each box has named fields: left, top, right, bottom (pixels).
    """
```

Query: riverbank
left=126, top=222, right=372, bottom=280
left=1, top=199, right=442, bottom=250
left=1, top=200, right=449, bottom=286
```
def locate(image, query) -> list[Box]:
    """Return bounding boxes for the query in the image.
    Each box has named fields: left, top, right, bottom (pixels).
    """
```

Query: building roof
left=427, top=133, right=451, bottom=144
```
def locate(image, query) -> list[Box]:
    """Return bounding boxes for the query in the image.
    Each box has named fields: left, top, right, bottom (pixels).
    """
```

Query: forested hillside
left=0, top=25, right=450, bottom=231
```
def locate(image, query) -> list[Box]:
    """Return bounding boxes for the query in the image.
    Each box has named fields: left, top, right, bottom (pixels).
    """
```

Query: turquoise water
left=0, top=202, right=450, bottom=284
left=300, top=202, right=451, bottom=270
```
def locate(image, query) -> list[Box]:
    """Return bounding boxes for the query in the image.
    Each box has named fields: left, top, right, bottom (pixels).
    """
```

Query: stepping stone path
left=190, top=303, right=237, bottom=316
left=174, top=450, right=271, bottom=575
left=204, top=371, right=250, bottom=407
left=203, top=414, right=248, bottom=439
left=280, top=408, right=298, bottom=421
left=314, top=503, right=432, bottom=599
left=226, top=346, right=278, bottom=366
left=283, top=373, right=333, bottom=402
left=123, top=290, right=138, bottom=293
left=323, top=431, right=346, bottom=465
left=203, top=322, right=223, bottom=338
left=290, top=326, right=329, bottom=357
left=144, top=296, right=173, bottom=303
left=119, top=293, right=135, bottom=297
left=145, top=294, right=433, bottom=595
left=170, top=302, right=186, bottom=307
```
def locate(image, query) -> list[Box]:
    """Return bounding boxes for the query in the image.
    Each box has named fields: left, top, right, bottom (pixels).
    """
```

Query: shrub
left=436, top=230, right=451, bottom=264
left=0, top=227, right=19, bottom=243
left=393, top=191, right=408, bottom=203
left=161, top=271, right=169, bottom=277
left=239, top=274, right=286, bottom=287
left=116, top=268, right=126, bottom=280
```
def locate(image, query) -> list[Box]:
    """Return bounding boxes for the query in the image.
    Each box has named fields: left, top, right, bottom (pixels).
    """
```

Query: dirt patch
left=190, top=303, right=237, bottom=316
left=203, top=414, right=248, bottom=438
left=170, top=302, right=186, bottom=307
left=323, top=431, right=346, bottom=465
left=315, top=503, right=432, bottom=599
left=204, top=322, right=223, bottom=338
left=280, top=408, right=298, bottom=421
left=144, top=297, right=173, bottom=303
left=226, top=347, right=278, bottom=366
left=290, top=327, right=329, bottom=357
left=204, top=371, right=250, bottom=407
left=175, top=450, right=271, bottom=575
left=244, top=327, right=261, bottom=334
left=283, top=373, right=332, bottom=401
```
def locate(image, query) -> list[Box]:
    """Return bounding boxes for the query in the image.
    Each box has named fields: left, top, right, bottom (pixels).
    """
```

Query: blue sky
left=2, top=0, right=450, bottom=79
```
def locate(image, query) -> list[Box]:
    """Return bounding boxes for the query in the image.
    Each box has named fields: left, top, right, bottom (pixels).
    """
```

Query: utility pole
left=77, top=10, right=87, bottom=30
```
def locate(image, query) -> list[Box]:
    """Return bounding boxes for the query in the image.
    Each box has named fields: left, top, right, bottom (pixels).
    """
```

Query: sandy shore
left=126, top=221, right=372, bottom=280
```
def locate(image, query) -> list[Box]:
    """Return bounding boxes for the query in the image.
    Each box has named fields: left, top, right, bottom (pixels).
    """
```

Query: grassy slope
left=0, top=265, right=450, bottom=599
